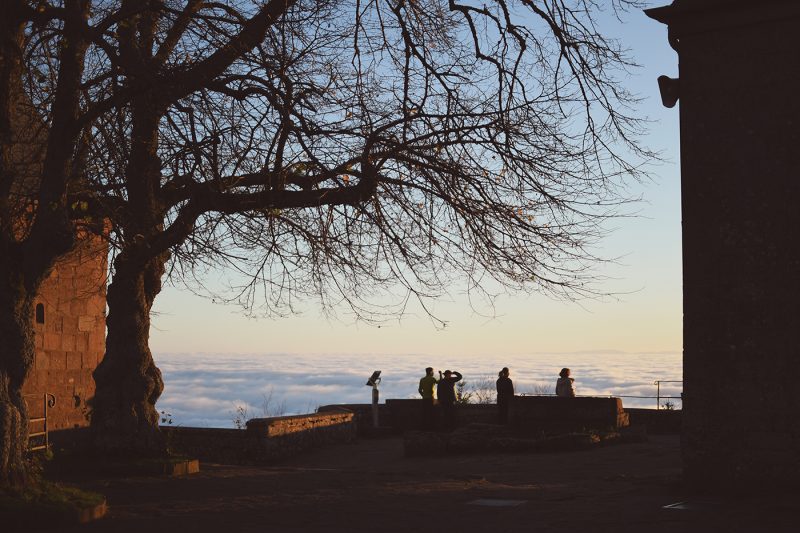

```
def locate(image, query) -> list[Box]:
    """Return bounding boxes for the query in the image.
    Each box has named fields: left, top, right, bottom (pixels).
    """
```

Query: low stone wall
left=626, top=408, right=681, bottom=434
left=162, top=410, right=355, bottom=464
left=511, top=396, right=629, bottom=433
left=385, top=399, right=498, bottom=431
left=317, top=403, right=390, bottom=433
left=246, top=411, right=356, bottom=438
left=324, top=396, right=629, bottom=435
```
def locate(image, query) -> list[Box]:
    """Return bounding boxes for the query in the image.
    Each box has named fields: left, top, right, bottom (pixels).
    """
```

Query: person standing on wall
left=418, top=367, right=439, bottom=430
left=437, top=369, right=462, bottom=431
left=556, top=368, right=576, bottom=397
left=496, top=367, right=514, bottom=424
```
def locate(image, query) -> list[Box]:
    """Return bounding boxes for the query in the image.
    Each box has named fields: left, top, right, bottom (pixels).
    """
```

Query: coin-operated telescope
left=366, top=370, right=381, bottom=427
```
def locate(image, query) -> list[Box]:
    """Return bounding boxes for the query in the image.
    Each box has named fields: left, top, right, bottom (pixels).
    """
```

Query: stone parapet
left=385, top=399, right=498, bottom=431
left=162, top=410, right=356, bottom=465
left=511, top=396, right=629, bottom=433
left=324, top=397, right=629, bottom=434
left=626, top=408, right=681, bottom=434
left=318, top=403, right=389, bottom=433
left=246, top=411, right=355, bottom=438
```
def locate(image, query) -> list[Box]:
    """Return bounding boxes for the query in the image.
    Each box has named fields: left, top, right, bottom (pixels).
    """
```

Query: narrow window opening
left=35, top=303, right=45, bottom=324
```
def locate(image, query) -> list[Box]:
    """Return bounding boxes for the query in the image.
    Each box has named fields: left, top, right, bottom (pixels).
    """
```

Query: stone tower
left=22, top=234, right=107, bottom=436
left=9, top=79, right=108, bottom=442
left=647, top=0, right=800, bottom=487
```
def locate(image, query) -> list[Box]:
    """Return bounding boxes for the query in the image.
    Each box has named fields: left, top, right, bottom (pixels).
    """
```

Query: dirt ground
left=34, top=435, right=799, bottom=532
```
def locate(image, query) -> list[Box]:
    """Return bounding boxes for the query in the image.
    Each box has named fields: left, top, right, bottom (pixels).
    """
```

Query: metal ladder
left=26, top=393, right=56, bottom=452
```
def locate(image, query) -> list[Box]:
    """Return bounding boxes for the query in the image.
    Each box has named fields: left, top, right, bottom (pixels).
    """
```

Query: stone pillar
left=647, top=0, right=800, bottom=488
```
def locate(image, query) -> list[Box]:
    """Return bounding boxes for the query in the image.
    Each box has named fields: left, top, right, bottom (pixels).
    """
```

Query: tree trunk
left=91, top=252, right=168, bottom=456
left=0, top=277, right=34, bottom=486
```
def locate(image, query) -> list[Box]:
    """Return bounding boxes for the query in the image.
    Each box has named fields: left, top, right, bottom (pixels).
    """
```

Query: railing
left=654, top=380, right=682, bottom=410
left=616, top=380, right=683, bottom=410
left=25, top=393, right=56, bottom=452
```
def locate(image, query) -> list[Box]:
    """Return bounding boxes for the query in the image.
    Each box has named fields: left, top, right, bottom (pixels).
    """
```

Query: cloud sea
left=155, top=351, right=682, bottom=428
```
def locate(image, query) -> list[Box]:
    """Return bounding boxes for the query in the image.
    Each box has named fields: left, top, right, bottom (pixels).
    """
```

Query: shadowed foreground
left=37, top=435, right=797, bottom=532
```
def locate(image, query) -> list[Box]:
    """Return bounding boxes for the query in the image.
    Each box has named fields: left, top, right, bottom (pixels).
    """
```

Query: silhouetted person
left=496, top=367, right=514, bottom=424
left=418, top=367, right=439, bottom=430
left=556, top=367, right=576, bottom=397
left=437, top=369, right=462, bottom=430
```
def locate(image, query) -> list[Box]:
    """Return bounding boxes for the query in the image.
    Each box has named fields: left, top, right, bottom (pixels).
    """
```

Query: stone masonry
left=22, top=232, right=107, bottom=433
left=323, top=397, right=629, bottom=435
left=162, top=411, right=356, bottom=464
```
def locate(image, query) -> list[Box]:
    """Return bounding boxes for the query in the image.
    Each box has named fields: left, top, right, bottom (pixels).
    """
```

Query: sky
left=149, top=2, right=682, bottom=359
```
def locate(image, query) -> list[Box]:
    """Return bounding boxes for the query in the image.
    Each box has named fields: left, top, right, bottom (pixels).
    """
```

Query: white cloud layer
left=155, top=351, right=683, bottom=428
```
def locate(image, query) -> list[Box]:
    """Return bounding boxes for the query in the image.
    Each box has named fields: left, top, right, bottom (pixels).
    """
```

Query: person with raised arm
left=437, top=369, right=462, bottom=430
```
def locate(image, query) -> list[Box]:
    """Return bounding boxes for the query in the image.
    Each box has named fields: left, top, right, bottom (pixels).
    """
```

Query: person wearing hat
left=437, top=369, right=462, bottom=430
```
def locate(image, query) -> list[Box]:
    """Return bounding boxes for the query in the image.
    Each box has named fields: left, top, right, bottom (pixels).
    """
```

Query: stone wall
left=162, top=410, right=356, bottom=464
left=323, top=396, right=629, bottom=434
left=23, top=233, right=107, bottom=433
left=385, top=399, right=498, bottom=431
left=626, top=408, right=681, bottom=435
left=511, top=396, right=628, bottom=433
left=648, top=0, right=800, bottom=488
left=318, top=403, right=387, bottom=432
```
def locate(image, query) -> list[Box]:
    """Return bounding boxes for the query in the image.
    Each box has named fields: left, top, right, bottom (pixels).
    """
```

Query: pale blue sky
left=150, top=2, right=682, bottom=358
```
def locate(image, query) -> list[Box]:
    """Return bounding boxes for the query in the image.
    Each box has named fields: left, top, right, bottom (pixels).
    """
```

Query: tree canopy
left=48, top=0, right=652, bottom=320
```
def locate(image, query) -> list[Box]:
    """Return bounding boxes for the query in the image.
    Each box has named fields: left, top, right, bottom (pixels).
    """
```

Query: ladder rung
left=26, top=393, right=54, bottom=453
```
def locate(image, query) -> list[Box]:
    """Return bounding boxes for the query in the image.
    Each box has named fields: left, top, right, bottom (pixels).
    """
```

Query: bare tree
left=176, top=0, right=651, bottom=322
left=0, top=0, right=93, bottom=486
left=2, top=0, right=650, bottom=468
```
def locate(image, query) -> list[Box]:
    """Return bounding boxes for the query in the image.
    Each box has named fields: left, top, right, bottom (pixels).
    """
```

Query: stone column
left=647, top=0, right=800, bottom=488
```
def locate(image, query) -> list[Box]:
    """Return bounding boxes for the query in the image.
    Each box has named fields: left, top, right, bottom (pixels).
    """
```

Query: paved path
left=38, top=435, right=797, bottom=532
